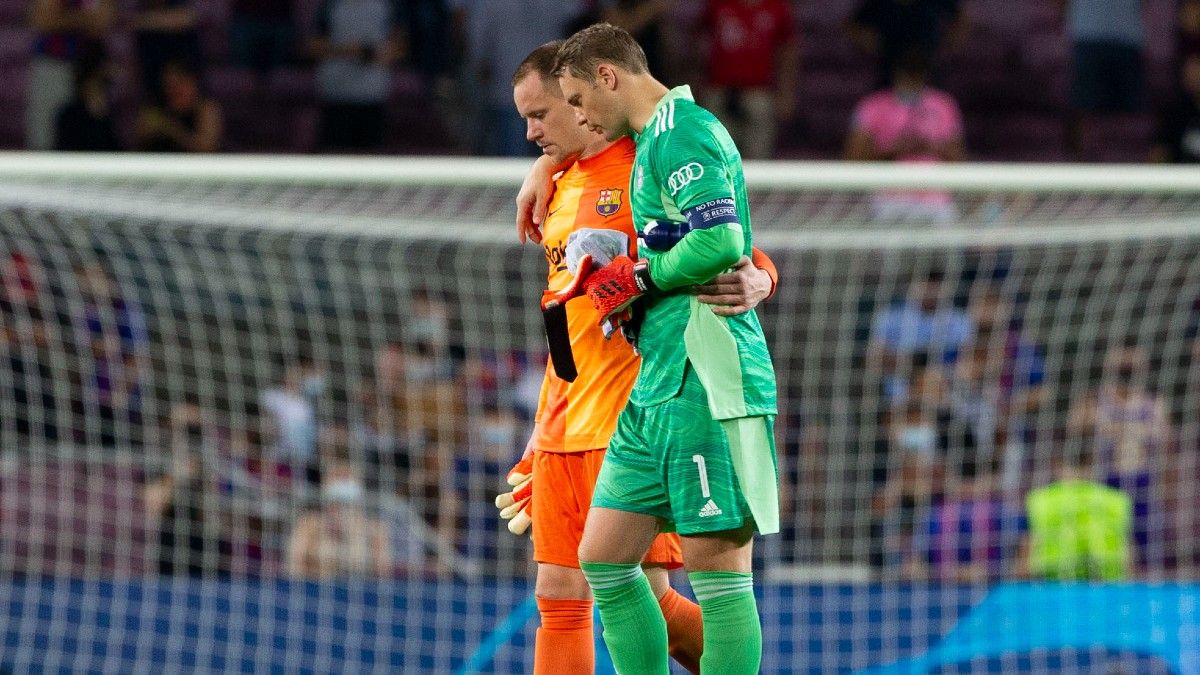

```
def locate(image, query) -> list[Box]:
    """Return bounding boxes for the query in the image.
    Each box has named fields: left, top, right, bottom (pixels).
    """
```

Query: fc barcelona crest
left=595, top=189, right=623, bottom=217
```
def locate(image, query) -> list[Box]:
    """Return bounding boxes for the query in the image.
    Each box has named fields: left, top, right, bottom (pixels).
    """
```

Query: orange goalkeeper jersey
left=531, top=138, right=641, bottom=453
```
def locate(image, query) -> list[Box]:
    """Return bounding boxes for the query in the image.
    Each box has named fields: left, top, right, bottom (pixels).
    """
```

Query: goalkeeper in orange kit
left=495, top=42, right=779, bottom=675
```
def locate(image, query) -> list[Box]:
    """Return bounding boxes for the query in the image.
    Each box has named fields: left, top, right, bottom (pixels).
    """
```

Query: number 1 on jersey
left=691, top=454, right=711, bottom=499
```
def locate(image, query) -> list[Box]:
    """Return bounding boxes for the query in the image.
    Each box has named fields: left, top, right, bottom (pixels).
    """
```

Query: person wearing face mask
left=262, top=359, right=323, bottom=486
left=844, top=48, right=965, bottom=223
left=872, top=400, right=947, bottom=573
left=287, top=451, right=392, bottom=578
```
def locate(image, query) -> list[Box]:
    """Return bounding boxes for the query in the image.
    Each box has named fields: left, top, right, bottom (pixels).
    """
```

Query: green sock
left=580, top=561, right=669, bottom=675
left=689, top=571, right=761, bottom=675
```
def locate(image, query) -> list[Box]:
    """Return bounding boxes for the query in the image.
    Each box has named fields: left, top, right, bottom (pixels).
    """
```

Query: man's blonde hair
left=552, top=23, right=649, bottom=82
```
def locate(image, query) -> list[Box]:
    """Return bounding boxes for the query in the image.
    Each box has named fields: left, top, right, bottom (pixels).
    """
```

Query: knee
left=577, top=541, right=596, bottom=567
left=536, top=563, right=593, bottom=601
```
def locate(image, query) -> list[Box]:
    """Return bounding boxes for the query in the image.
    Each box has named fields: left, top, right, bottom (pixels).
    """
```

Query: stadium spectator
left=904, top=457, right=1025, bottom=583
left=354, top=384, right=408, bottom=492
left=286, top=447, right=392, bottom=578
left=1060, top=0, right=1146, bottom=156
left=261, top=356, right=324, bottom=486
left=566, top=1, right=671, bottom=84
left=26, top=0, right=115, bottom=150
left=0, top=252, right=57, bottom=440
left=446, top=402, right=520, bottom=562
left=949, top=287, right=1048, bottom=489
left=215, top=418, right=277, bottom=576
left=228, top=0, right=294, bottom=73
left=54, top=46, right=121, bottom=151
left=132, top=0, right=202, bottom=99
left=144, top=399, right=226, bottom=576
left=74, top=261, right=148, bottom=447
left=872, top=399, right=947, bottom=570
left=75, top=262, right=148, bottom=356
left=374, top=337, right=462, bottom=479
left=461, top=0, right=581, bottom=155
left=780, top=415, right=832, bottom=562
left=847, top=0, right=964, bottom=85
left=401, top=0, right=453, bottom=87
left=132, top=60, right=223, bottom=152
left=1067, top=341, right=1169, bottom=567
left=407, top=289, right=453, bottom=361
left=308, top=0, right=406, bottom=151
left=697, top=0, right=799, bottom=159
left=868, top=265, right=973, bottom=402
left=844, top=49, right=965, bottom=223
left=1181, top=0, right=1200, bottom=64
left=1150, top=53, right=1200, bottom=163
left=1017, top=442, right=1132, bottom=580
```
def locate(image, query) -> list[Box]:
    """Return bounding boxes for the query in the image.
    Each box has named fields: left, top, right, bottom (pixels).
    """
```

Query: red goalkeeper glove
left=583, top=255, right=655, bottom=327
left=494, top=453, right=533, bottom=535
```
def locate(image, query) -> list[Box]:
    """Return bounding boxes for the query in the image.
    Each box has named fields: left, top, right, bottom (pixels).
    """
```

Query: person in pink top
left=845, top=49, right=965, bottom=223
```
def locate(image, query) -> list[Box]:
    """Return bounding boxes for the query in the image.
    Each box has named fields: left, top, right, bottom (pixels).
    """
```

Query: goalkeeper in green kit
left=519, top=23, right=779, bottom=674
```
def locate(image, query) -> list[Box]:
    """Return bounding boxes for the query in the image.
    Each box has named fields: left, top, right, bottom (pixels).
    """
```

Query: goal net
left=0, top=154, right=1198, bottom=674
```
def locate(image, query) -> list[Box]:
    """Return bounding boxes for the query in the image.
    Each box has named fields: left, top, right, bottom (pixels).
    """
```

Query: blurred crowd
left=781, top=264, right=1200, bottom=583
left=1, top=0, right=1196, bottom=162
left=0, top=248, right=546, bottom=579
left=4, top=240, right=1200, bottom=584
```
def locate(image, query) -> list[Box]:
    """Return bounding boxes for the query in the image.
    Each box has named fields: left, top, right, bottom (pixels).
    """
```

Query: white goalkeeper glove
left=494, top=451, right=533, bottom=535
left=563, top=228, right=642, bottom=346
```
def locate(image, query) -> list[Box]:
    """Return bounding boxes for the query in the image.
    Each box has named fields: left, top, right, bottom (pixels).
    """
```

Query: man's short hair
left=553, top=22, right=649, bottom=82
left=511, top=40, right=564, bottom=88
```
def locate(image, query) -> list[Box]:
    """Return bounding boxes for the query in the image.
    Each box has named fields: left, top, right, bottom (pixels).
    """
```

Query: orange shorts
left=531, top=448, right=683, bottom=569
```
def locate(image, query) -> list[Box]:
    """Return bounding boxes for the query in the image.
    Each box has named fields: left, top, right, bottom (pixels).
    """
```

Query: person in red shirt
left=699, top=0, right=800, bottom=159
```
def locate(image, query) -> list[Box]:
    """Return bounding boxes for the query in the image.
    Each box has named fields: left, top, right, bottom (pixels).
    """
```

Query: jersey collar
left=632, top=85, right=694, bottom=142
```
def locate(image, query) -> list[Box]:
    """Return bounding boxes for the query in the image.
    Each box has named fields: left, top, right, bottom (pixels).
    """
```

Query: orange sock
left=658, top=587, right=704, bottom=674
left=534, top=597, right=594, bottom=675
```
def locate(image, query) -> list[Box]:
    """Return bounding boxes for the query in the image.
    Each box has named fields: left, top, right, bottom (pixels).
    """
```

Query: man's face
left=513, top=74, right=588, bottom=164
left=558, top=69, right=626, bottom=143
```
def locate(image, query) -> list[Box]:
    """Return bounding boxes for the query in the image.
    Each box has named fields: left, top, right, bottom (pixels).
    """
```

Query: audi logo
left=667, top=162, right=704, bottom=195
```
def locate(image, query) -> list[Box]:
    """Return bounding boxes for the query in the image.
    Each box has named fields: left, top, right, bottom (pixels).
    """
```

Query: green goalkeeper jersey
left=628, top=85, right=776, bottom=419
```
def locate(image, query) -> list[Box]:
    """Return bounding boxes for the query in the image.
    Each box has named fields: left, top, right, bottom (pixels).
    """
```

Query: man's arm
left=645, top=124, right=755, bottom=290
left=579, top=124, right=751, bottom=320
left=515, top=154, right=576, bottom=244
left=646, top=211, right=744, bottom=290
left=692, top=248, right=777, bottom=316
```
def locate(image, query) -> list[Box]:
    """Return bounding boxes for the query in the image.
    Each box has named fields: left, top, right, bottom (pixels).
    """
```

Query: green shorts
left=592, top=364, right=775, bottom=535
